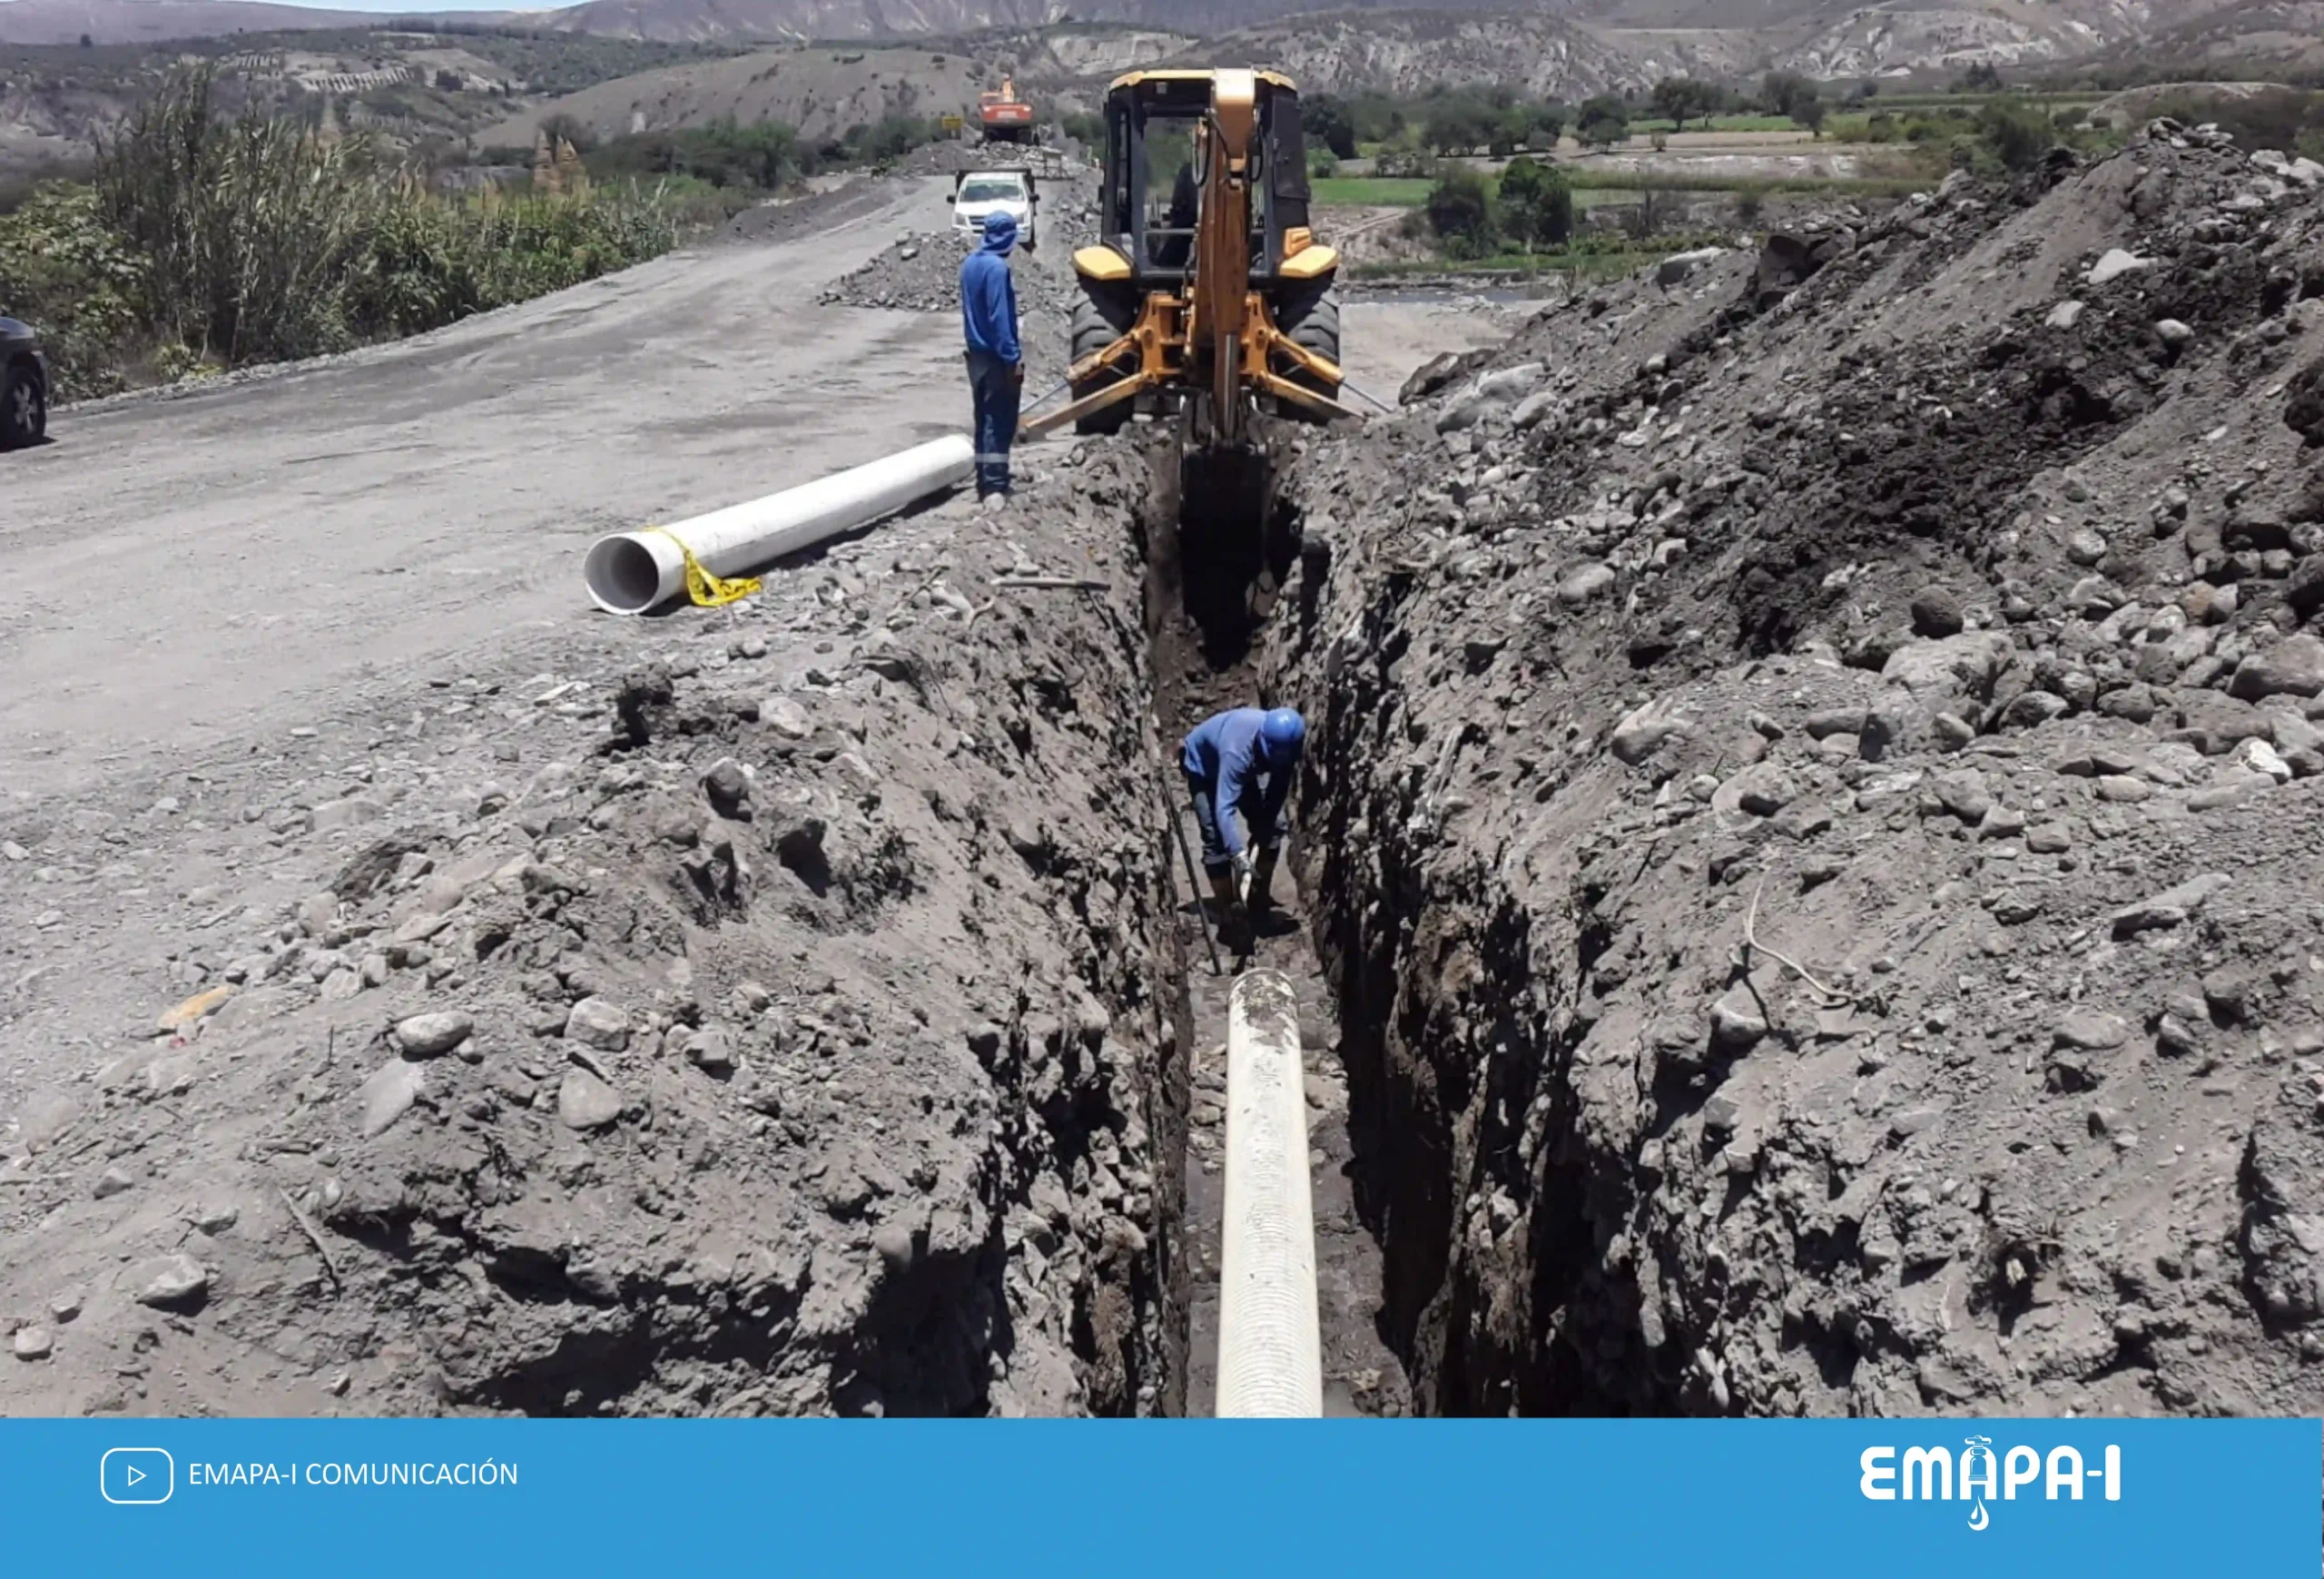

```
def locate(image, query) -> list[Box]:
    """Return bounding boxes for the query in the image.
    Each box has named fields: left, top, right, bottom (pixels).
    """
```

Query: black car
left=2, top=316, right=48, bottom=449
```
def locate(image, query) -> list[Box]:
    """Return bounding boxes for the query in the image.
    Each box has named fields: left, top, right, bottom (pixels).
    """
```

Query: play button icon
left=101, top=1448, right=173, bottom=1505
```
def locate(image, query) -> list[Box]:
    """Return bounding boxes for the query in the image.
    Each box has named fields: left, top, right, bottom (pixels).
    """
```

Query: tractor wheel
left=1274, top=281, right=1342, bottom=423
left=1068, top=291, right=1137, bottom=437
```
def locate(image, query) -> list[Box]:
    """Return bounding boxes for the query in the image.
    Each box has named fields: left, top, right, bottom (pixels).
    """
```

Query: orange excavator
left=978, top=77, right=1035, bottom=143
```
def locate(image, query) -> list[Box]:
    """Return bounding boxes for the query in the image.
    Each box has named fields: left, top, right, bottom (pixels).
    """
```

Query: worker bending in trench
left=959, top=209, right=1024, bottom=508
left=1180, top=706, right=1305, bottom=943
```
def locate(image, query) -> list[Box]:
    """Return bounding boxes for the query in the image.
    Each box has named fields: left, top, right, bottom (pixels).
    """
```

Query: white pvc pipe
left=1216, top=967, right=1324, bottom=1417
left=583, top=434, right=975, bottom=615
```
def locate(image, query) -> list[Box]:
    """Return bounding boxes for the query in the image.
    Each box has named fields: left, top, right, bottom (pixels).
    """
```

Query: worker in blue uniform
left=1180, top=705, right=1306, bottom=938
left=959, top=209, right=1023, bottom=506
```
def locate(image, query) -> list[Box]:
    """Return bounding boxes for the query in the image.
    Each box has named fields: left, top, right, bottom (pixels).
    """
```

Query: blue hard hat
left=1259, top=707, right=1305, bottom=758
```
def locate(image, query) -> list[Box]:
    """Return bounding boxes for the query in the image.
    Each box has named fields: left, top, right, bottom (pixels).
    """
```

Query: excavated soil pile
left=0, top=450, right=1192, bottom=1418
left=1264, top=122, right=2324, bottom=1416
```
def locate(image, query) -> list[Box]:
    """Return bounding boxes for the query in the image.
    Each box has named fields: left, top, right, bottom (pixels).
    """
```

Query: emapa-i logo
left=1861, top=1436, right=2122, bottom=1531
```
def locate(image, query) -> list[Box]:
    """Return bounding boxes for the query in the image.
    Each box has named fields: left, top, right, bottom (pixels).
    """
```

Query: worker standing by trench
left=959, top=210, right=1024, bottom=509
left=1180, top=705, right=1305, bottom=949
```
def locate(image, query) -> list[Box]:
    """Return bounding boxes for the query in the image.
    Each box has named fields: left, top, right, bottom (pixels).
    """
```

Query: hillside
left=476, top=42, right=984, bottom=144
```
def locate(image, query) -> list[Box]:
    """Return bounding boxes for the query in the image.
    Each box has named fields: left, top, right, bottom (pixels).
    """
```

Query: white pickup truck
left=949, top=169, right=1038, bottom=251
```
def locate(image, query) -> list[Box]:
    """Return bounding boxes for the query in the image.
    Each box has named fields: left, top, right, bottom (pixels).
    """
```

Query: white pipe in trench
left=1216, top=966, right=1324, bottom=1417
left=583, top=434, right=974, bottom=616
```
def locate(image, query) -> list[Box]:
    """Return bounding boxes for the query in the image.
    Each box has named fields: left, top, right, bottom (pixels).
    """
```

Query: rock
left=2154, top=318, right=2194, bottom=347
left=2174, top=691, right=2272, bottom=754
left=1557, top=562, right=1617, bottom=607
left=702, top=758, right=751, bottom=817
left=565, top=996, right=631, bottom=1052
left=1655, top=246, right=1725, bottom=286
left=2045, top=300, right=2086, bottom=330
left=2067, top=528, right=2109, bottom=567
left=1978, top=804, right=2027, bottom=839
left=1709, top=997, right=1768, bottom=1052
left=1882, top=632, right=2012, bottom=705
left=18, top=1091, right=82, bottom=1154
left=392, top=1011, right=472, bottom=1059
left=194, top=1201, right=238, bottom=1234
left=2202, top=970, right=2253, bottom=1024
left=155, top=984, right=232, bottom=1035
left=1400, top=351, right=1465, bottom=405
left=558, top=1068, right=624, bottom=1130
left=1933, top=713, right=1976, bottom=750
left=359, top=1061, right=426, bottom=1138
left=2110, top=873, right=2229, bottom=937
left=2189, top=772, right=2274, bottom=811
left=13, top=1326, right=53, bottom=1360
left=2004, top=690, right=2071, bottom=728
left=310, top=795, right=385, bottom=832
left=2229, top=636, right=2324, bottom=701
left=1804, top=706, right=1866, bottom=739
left=1909, top=586, right=1965, bottom=638
left=2053, top=1011, right=2131, bottom=1051
left=49, top=1291, right=81, bottom=1322
left=1610, top=699, right=1689, bottom=766
left=135, top=1255, right=210, bottom=1310
left=872, top=1218, right=920, bottom=1272
left=1932, top=769, right=1992, bottom=823
left=2286, top=556, right=2324, bottom=621
left=2239, top=738, right=2294, bottom=783
left=2025, top=822, right=2074, bottom=854
left=93, top=1167, right=134, bottom=1199
left=2095, top=775, right=2152, bottom=804
left=763, top=696, right=812, bottom=739
left=684, top=1028, right=735, bottom=1076
left=2087, top=248, right=2152, bottom=285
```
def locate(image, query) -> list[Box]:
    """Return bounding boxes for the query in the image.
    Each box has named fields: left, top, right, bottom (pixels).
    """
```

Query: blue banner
left=5, top=1418, right=2316, bottom=1576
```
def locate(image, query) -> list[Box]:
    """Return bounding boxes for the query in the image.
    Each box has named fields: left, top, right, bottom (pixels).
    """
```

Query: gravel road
left=0, top=180, right=976, bottom=804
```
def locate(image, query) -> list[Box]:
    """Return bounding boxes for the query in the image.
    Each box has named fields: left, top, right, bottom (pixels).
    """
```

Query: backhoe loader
left=1021, top=68, right=1355, bottom=447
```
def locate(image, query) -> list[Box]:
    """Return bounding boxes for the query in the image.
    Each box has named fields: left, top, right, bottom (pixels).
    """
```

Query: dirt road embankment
left=0, top=449, right=1206, bottom=1417
left=1258, top=123, right=2324, bottom=1416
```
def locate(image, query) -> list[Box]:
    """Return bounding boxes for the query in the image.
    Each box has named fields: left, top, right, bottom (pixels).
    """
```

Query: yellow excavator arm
left=1020, top=66, right=1357, bottom=446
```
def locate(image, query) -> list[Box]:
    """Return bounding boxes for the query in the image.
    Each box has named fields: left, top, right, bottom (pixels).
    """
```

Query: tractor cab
left=1094, top=71, right=1315, bottom=286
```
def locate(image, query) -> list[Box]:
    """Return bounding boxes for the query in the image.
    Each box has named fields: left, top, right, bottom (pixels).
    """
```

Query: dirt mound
left=1260, top=119, right=2324, bottom=1416
left=0, top=450, right=1192, bottom=1418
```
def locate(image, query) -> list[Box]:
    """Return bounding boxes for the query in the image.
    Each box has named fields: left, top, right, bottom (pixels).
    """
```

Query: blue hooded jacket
left=960, top=212, right=1021, bottom=364
left=1181, top=707, right=1294, bottom=858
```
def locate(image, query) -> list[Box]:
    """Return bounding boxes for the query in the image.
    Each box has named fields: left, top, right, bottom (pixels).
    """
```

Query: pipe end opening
left=584, top=536, right=665, bottom=616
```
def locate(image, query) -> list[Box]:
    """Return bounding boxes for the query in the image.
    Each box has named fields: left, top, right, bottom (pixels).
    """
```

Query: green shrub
left=1424, top=167, right=1497, bottom=257
left=0, top=183, right=146, bottom=396
left=1977, top=96, right=2059, bottom=172
left=4, top=65, right=681, bottom=394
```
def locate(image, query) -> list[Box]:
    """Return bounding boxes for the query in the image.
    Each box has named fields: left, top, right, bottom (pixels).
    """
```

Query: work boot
left=1249, top=845, right=1281, bottom=913
left=1206, top=868, right=1248, bottom=952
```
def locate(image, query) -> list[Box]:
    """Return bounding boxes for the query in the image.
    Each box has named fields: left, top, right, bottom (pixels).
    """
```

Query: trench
left=1120, top=431, right=1681, bottom=1419
left=1131, top=435, right=1413, bottom=1417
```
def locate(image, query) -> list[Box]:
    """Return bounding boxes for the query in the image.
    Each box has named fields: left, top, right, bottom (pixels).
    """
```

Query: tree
left=1577, top=95, right=1629, bottom=152
left=1530, top=101, right=1569, bottom=148
left=1423, top=97, right=1491, bottom=157
left=1497, top=154, right=1573, bottom=250
left=1306, top=93, right=1357, bottom=160
left=1424, top=167, right=1496, bottom=257
left=1795, top=94, right=1827, bottom=139
left=1649, top=76, right=1717, bottom=132
left=1953, top=62, right=2004, bottom=94
left=1761, top=71, right=1814, bottom=120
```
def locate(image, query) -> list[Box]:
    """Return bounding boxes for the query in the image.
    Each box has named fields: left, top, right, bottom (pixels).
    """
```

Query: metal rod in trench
left=1161, top=774, right=1224, bottom=977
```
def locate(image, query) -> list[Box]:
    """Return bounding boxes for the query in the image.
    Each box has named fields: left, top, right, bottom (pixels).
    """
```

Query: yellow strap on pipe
left=646, top=526, right=762, bottom=607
